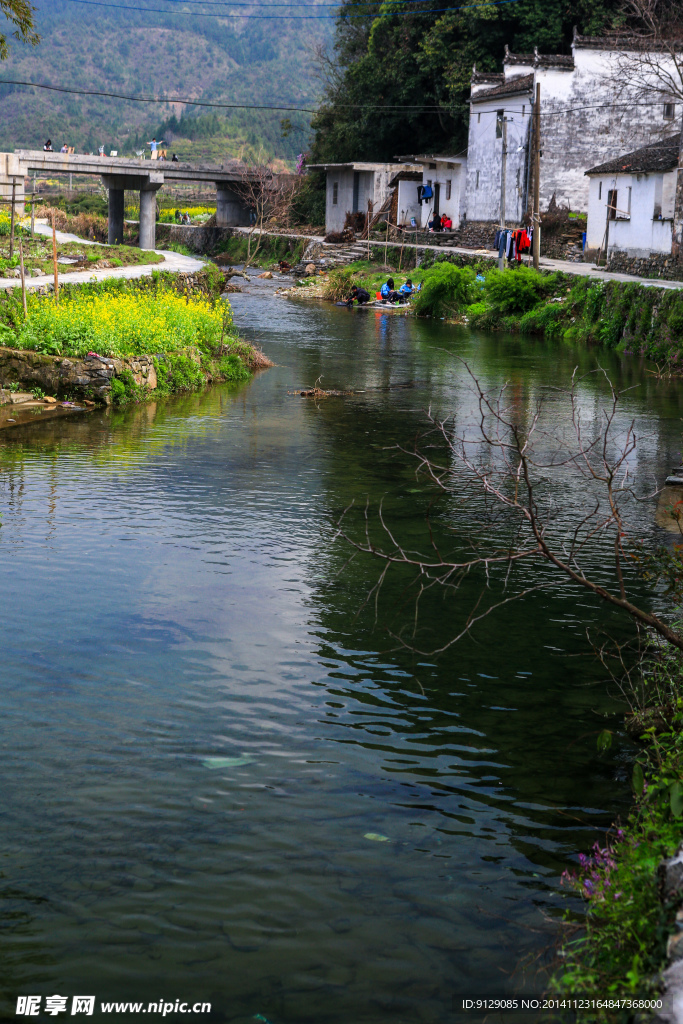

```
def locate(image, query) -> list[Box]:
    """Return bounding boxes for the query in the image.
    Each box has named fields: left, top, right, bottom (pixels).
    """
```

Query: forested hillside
left=0, top=0, right=332, bottom=163
left=311, top=0, right=626, bottom=162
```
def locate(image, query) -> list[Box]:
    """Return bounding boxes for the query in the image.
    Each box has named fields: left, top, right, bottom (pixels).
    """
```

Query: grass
left=1, top=218, right=163, bottom=277
left=212, top=233, right=305, bottom=268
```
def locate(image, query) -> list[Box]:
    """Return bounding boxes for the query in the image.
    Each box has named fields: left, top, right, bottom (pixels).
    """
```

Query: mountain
left=0, top=0, right=332, bottom=164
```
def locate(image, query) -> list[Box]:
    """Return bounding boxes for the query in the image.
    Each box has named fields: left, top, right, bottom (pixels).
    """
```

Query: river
left=1, top=279, right=681, bottom=1023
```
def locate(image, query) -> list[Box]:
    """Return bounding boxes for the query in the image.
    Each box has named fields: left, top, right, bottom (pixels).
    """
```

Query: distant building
left=396, top=155, right=468, bottom=228
left=308, top=161, right=420, bottom=233
left=465, top=32, right=681, bottom=228
left=585, top=134, right=679, bottom=258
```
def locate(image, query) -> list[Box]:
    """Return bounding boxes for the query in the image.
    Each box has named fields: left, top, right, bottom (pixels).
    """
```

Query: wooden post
left=385, top=217, right=389, bottom=268
left=532, top=82, right=541, bottom=270
left=52, top=209, right=59, bottom=304
left=30, top=193, right=35, bottom=236
left=9, top=179, right=16, bottom=260
left=19, top=237, right=27, bottom=317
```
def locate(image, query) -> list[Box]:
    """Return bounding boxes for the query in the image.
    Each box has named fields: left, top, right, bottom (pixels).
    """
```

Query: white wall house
left=465, top=32, right=682, bottom=227
left=585, top=135, right=679, bottom=256
left=307, top=161, right=420, bottom=233
left=398, top=155, right=468, bottom=228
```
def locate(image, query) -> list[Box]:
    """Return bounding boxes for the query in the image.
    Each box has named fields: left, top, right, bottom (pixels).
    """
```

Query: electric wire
left=58, top=0, right=521, bottom=18
left=0, top=78, right=675, bottom=119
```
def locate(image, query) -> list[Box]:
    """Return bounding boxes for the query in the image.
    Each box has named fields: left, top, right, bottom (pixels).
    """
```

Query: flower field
left=16, top=290, right=228, bottom=358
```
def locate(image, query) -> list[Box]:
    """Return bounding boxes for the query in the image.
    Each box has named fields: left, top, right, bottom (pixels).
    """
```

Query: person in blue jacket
left=380, top=278, right=401, bottom=303
left=399, top=279, right=415, bottom=300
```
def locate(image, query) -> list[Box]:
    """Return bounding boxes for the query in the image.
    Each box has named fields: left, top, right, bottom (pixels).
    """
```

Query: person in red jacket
left=441, top=214, right=452, bottom=230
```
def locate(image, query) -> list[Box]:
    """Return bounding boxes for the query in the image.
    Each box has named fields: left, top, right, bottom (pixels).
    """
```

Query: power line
left=1, top=77, right=675, bottom=117
left=0, top=78, right=320, bottom=110
left=58, top=0, right=521, bottom=18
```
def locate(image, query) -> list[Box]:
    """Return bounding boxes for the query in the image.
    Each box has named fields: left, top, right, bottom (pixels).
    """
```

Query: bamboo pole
left=19, top=237, right=27, bottom=317
left=52, top=209, right=59, bottom=304
left=9, top=180, right=16, bottom=260
left=384, top=217, right=389, bottom=268
left=30, top=192, right=35, bottom=236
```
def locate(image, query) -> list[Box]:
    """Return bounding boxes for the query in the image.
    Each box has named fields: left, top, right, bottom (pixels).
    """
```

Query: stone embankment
left=0, top=347, right=157, bottom=404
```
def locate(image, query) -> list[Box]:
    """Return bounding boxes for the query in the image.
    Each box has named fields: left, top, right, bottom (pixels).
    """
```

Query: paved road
left=0, top=222, right=206, bottom=291
left=233, top=226, right=683, bottom=292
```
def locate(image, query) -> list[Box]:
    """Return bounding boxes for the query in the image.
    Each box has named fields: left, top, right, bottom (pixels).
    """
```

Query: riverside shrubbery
left=412, top=264, right=478, bottom=319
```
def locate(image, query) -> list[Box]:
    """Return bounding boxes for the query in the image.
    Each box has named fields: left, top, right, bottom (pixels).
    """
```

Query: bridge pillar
left=139, top=187, right=161, bottom=250
left=107, top=187, right=124, bottom=245
left=102, top=171, right=163, bottom=249
left=216, top=183, right=251, bottom=227
left=0, top=154, right=26, bottom=219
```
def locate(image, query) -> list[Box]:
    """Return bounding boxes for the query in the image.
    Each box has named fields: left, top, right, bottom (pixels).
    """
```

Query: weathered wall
left=466, top=91, right=532, bottom=225
left=0, top=348, right=157, bottom=402
left=604, top=250, right=683, bottom=280
left=156, top=223, right=236, bottom=252
left=586, top=170, right=675, bottom=254
left=465, top=42, right=680, bottom=224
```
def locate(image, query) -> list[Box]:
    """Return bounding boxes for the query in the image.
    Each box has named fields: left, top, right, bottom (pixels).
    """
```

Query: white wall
left=396, top=180, right=421, bottom=225
left=419, top=160, right=467, bottom=227
left=585, top=170, right=676, bottom=255
left=324, top=164, right=411, bottom=232
left=464, top=43, right=681, bottom=224
left=325, top=169, right=353, bottom=233
left=465, top=100, right=530, bottom=224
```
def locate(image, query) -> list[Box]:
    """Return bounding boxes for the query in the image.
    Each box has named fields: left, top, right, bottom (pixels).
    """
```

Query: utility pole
left=532, top=82, right=541, bottom=270
left=498, top=114, right=508, bottom=271
left=672, top=104, right=683, bottom=261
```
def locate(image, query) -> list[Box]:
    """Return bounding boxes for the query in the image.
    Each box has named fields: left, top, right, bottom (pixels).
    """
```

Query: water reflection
left=0, top=288, right=679, bottom=1022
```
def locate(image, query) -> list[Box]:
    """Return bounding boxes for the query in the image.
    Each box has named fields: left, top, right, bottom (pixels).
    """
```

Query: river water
left=1, top=280, right=682, bottom=1023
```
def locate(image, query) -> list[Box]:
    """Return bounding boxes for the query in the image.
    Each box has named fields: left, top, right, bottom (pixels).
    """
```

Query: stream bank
left=0, top=269, right=270, bottom=420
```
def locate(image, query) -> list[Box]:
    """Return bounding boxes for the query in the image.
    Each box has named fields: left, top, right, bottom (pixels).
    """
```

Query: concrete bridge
left=1, top=151, right=258, bottom=249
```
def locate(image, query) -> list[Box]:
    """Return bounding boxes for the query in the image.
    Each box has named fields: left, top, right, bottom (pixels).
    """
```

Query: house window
left=477, top=112, right=481, bottom=123
left=598, top=181, right=602, bottom=200
left=496, top=109, right=504, bottom=138
left=664, top=102, right=676, bottom=120
left=332, top=181, right=338, bottom=205
left=625, top=186, right=632, bottom=215
left=476, top=170, right=480, bottom=189
left=429, top=163, right=436, bottom=169
left=607, top=188, right=617, bottom=220
left=522, top=105, right=525, bottom=117
left=446, top=179, right=452, bottom=200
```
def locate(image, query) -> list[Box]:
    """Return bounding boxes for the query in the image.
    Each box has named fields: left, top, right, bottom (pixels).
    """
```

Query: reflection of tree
left=299, top=348, right=655, bottom=889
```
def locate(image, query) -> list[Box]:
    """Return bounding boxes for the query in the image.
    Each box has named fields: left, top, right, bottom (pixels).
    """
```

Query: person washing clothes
left=346, top=284, right=371, bottom=307
left=380, top=278, right=401, bottom=303
left=399, top=279, right=415, bottom=300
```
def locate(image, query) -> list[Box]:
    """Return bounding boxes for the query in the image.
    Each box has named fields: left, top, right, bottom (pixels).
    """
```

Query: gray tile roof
left=585, top=134, right=681, bottom=175
left=470, top=73, right=534, bottom=102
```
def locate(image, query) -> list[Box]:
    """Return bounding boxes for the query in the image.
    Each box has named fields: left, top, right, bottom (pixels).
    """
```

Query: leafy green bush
left=213, top=353, right=250, bottom=382
left=484, top=266, right=558, bottom=315
left=412, top=263, right=477, bottom=318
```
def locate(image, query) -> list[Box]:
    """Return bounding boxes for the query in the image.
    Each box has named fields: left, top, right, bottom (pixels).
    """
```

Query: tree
left=0, top=0, right=38, bottom=60
left=336, top=364, right=683, bottom=657
left=311, top=0, right=624, bottom=164
left=608, top=0, right=683, bottom=109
